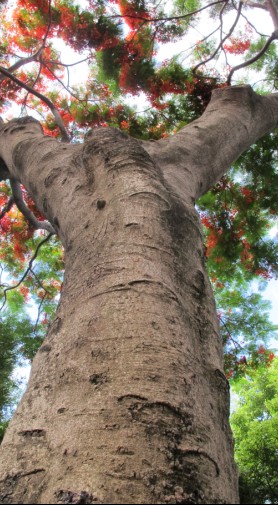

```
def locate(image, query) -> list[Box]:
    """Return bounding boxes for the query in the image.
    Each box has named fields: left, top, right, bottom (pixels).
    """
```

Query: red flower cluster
left=118, top=0, right=150, bottom=30
left=240, top=187, right=254, bottom=205
left=224, top=37, right=251, bottom=55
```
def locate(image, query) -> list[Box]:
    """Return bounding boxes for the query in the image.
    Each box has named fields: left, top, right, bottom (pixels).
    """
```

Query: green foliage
left=0, top=229, right=64, bottom=440
left=199, top=131, right=278, bottom=284
left=197, top=130, right=278, bottom=379
left=173, top=0, right=200, bottom=14
left=231, top=359, right=278, bottom=503
left=0, top=312, right=34, bottom=442
left=96, top=46, right=123, bottom=82
left=0, top=420, right=8, bottom=443
left=214, top=282, right=277, bottom=379
left=246, top=36, right=278, bottom=75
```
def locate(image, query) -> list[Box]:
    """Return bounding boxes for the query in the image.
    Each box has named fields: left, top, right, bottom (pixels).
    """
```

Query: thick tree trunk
left=0, top=123, right=237, bottom=504
left=0, top=86, right=277, bottom=504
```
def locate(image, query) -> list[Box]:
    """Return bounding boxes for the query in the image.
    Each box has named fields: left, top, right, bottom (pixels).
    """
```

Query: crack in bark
left=128, top=190, right=170, bottom=208
left=18, top=429, right=46, bottom=438
left=118, top=394, right=149, bottom=402
left=179, top=449, right=220, bottom=477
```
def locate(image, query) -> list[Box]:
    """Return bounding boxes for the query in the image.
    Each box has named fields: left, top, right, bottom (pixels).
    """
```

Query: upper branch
left=110, top=0, right=227, bottom=23
left=245, top=1, right=268, bottom=9
left=0, top=1, right=53, bottom=84
left=143, top=86, right=278, bottom=202
left=0, top=53, right=40, bottom=84
left=266, top=0, right=278, bottom=29
left=227, top=30, right=278, bottom=84
left=193, top=1, right=243, bottom=74
left=0, top=66, right=70, bottom=142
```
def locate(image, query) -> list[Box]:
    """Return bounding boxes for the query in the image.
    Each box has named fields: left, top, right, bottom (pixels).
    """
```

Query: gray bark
left=0, top=85, right=277, bottom=504
left=143, top=86, right=278, bottom=202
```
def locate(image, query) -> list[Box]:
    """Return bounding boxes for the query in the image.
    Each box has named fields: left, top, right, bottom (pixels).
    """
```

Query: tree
left=0, top=0, right=277, bottom=503
left=231, top=358, right=278, bottom=504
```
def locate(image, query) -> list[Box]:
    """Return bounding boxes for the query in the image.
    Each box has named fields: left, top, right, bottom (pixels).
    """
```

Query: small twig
left=30, top=268, right=52, bottom=295
left=193, top=1, right=243, bottom=74
left=0, top=232, right=54, bottom=312
left=178, top=24, right=221, bottom=63
left=43, top=62, right=82, bottom=102
left=21, top=62, right=44, bottom=113
left=33, top=294, right=47, bottom=336
left=219, top=0, right=229, bottom=50
left=47, top=56, right=91, bottom=68
left=43, top=0, right=53, bottom=44
left=240, top=10, right=268, bottom=37
left=219, top=316, right=247, bottom=351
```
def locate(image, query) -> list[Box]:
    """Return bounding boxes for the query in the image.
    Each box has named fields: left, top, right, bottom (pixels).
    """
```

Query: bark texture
left=0, top=86, right=277, bottom=504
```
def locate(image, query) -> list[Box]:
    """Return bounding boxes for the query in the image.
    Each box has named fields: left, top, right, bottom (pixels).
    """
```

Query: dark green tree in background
left=231, top=358, right=278, bottom=504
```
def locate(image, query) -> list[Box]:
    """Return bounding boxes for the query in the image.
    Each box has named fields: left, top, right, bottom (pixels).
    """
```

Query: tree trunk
left=0, top=86, right=277, bottom=504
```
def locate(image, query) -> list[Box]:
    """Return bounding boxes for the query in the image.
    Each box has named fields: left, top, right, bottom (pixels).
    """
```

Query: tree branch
left=0, top=195, right=14, bottom=219
left=110, top=0, right=227, bottom=23
left=193, top=1, right=243, bottom=74
left=0, top=232, right=54, bottom=312
left=244, top=0, right=268, bottom=10
left=239, top=10, right=269, bottom=37
left=227, top=30, right=278, bottom=84
left=0, top=1, right=53, bottom=84
left=142, top=86, right=278, bottom=202
left=265, top=0, right=278, bottom=29
left=10, top=179, right=55, bottom=234
left=0, top=66, right=70, bottom=142
left=30, top=268, right=52, bottom=295
left=0, top=53, right=40, bottom=84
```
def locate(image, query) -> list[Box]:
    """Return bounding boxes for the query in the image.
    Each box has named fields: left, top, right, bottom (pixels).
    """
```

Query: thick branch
left=0, top=54, right=39, bottom=84
left=10, top=179, right=55, bottom=234
left=143, top=86, right=278, bottom=202
left=245, top=0, right=268, bottom=9
left=266, top=0, right=278, bottom=29
left=0, top=116, right=82, bottom=247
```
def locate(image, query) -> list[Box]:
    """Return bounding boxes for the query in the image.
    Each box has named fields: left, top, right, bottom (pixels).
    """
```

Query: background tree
left=231, top=357, right=278, bottom=504
left=0, top=0, right=277, bottom=503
